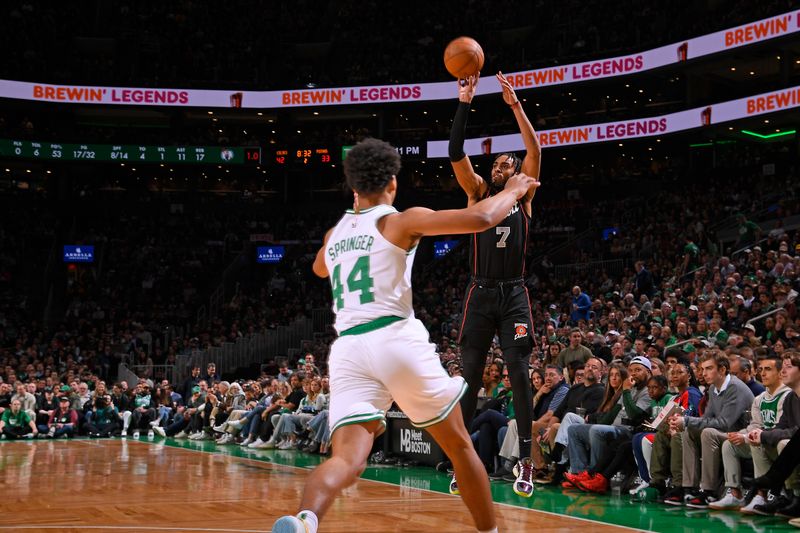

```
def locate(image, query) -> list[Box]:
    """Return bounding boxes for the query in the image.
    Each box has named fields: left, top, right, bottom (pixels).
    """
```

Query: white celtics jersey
left=324, top=204, right=416, bottom=334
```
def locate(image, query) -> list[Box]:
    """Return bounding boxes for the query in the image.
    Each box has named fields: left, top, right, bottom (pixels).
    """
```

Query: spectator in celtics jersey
left=271, top=137, right=538, bottom=533
left=448, top=71, right=542, bottom=499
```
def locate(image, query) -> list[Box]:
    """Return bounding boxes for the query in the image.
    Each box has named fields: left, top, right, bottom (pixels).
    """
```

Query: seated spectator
left=11, top=382, right=36, bottom=418
left=41, top=396, right=79, bottom=438
left=743, top=351, right=800, bottom=519
left=557, top=329, right=593, bottom=378
left=213, top=382, right=247, bottom=444
left=631, top=361, right=701, bottom=494
left=709, top=353, right=791, bottom=511
left=663, top=351, right=755, bottom=508
left=110, top=383, right=134, bottom=436
left=0, top=398, right=37, bottom=439
left=130, top=383, right=158, bottom=431
left=35, top=386, right=58, bottom=428
left=84, top=395, right=121, bottom=437
left=564, top=356, right=652, bottom=492
left=730, top=355, right=766, bottom=397
left=471, top=371, right=515, bottom=474
left=0, top=383, right=12, bottom=414
left=496, top=364, right=570, bottom=480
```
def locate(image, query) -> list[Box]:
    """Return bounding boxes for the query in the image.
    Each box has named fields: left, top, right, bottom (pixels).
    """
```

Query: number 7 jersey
left=471, top=199, right=530, bottom=279
left=324, top=205, right=416, bottom=334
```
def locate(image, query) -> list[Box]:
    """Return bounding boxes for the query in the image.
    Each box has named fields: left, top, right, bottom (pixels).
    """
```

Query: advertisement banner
left=63, top=245, right=94, bottom=263
left=433, top=240, right=458, bottom=259
left=387, top=412, right=445, bottom=466
left=256, top=246, right=285, bottom=264
left=426, top=84, right=800, bottom=157
left=0, top=10, right=797, bottom=109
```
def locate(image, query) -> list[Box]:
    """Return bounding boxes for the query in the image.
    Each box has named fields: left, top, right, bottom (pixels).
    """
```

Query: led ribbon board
left=0, top=10, right=797, bottom=108
left=426, top=85, right=800, bottom=156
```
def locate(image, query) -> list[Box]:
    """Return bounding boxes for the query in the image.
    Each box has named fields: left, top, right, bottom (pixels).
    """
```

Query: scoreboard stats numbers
left=0, top=139, right=261, bottom=165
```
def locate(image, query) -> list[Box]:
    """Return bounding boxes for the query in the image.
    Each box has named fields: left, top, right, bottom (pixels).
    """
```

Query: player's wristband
left=509, top=100, right=520, bottom=108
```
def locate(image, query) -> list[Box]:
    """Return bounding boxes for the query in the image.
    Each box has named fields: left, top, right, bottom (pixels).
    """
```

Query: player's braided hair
left=344, top=138, right=401, bottom=194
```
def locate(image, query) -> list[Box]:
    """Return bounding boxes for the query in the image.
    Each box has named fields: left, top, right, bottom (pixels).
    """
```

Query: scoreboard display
left=273, top=146, right=333, bottom=166
left=0, top=139, right=261, bottom=165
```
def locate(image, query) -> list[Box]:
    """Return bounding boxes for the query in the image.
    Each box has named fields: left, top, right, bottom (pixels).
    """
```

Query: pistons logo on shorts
left=514, top=323, right=529, bottom=340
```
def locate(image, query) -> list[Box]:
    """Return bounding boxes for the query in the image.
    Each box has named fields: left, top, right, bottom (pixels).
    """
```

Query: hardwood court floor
left=0, top=439, right=793, bottom=532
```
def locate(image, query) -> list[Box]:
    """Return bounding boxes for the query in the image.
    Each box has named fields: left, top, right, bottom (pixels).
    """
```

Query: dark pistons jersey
left=470, top=198, right=530, bottom=280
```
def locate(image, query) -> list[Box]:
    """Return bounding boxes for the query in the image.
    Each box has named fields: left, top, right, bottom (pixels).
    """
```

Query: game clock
left=273, top=147, right=333, bottom=167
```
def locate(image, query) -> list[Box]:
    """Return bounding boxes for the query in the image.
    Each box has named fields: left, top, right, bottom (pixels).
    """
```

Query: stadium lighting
left=741, top=129, right=796, bottom=139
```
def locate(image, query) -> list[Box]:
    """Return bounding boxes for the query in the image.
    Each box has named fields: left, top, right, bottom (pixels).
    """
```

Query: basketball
left=443, top=37, right=484, bottom=79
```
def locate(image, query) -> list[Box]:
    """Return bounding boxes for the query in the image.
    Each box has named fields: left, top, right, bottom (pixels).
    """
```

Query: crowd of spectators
left=1, top=132, right=799, bottom=531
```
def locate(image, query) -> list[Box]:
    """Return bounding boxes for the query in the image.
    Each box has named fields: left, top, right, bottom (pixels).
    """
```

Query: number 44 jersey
left=324, top=205, right=416, bottom=334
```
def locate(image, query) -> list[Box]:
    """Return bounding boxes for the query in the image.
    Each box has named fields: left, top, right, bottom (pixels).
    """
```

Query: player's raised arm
left=449, top=74, right=487, bottom=203
left=384, top=174, right=539, bottom=247
left=497, top=72, right=541, bottom=204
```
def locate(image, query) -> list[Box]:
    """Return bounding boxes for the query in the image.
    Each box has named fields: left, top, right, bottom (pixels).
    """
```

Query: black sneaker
left=663, top=487, right=685, bottom=506
left=776, top=496, right=800, bottom=519
left=753, top=490, right=791, bottom=516
left=435, top=460, right=453, bottom=474
left=489, top=465, right=513, bottom=481
left=685, top=490, right=711, bottom=509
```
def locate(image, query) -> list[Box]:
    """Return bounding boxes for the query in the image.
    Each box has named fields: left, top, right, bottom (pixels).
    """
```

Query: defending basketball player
left=448, top=72, right=542, bottom=498
left=271, top=138, right=538, bottom=533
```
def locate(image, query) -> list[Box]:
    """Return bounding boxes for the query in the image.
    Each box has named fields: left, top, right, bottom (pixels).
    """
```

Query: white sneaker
left=708, top=488, right=744, bottom=510
left=253, top=439, right=275, bottom=450
left=247, top=438, right=265, bottom=448
left=213, top=423, right=227, bottom=433
left=240, top=436, right=254, bottom=447
left=271, top=515, right=307, bottom=533
left=513, top=458, right=535, bottom=498
left=174, top=431, right=187, bottom=439
left=278, top=440, right=294, bottom=450
left=149, top=420, right=160, bottom=428
left=740, top=493, right=767, bottom=514
left=188, top=431, right=203, bottom=440
left=24, top=433, right=34, bottom=439
left=121, top=430, right=128, bottom=438
left=229, top=419, right=245, bottom=429
left=449, top=474, right=459, bottom=495
left=153, top=427, right=166, bottom=438
left=216, top=434, right=233, bottom=445
left=629, top=479, right=650, bottom=495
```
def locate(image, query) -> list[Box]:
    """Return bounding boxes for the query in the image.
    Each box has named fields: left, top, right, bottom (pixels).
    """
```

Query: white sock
left=298, top=510, right=318, bottom=533
left=478, top=528, right=498, bottom=533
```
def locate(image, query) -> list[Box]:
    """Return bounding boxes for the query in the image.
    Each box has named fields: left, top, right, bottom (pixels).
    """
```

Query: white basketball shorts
left=328, top=317, right=466, bottom=435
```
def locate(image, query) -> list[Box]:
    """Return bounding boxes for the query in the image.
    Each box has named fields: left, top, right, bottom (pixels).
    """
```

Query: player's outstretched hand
left=504, top=172, right=539, bottom=198
left=458, top=73, right=479, bottom=103
left=496, top=71, right=518, bottom=106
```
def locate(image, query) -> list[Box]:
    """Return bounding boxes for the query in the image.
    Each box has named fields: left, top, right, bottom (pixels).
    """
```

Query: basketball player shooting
left=448, top=72, right=542, bottom=498
left=271, top=138, right=538, bottom=533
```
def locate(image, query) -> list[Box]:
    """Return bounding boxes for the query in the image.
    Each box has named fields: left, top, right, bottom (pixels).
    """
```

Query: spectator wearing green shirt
left=0, top=398, right=37, bottom=439
left=708, top=318, right=729, bottom=348
left=683, top=237, right=700, bottom=274
left=736, top=214, right=761, bottom=248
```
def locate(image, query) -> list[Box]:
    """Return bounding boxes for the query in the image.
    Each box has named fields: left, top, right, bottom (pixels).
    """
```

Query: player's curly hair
left=344, top=138, right=401, bottom=194
left=494, top=152, right=521, bottom=173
